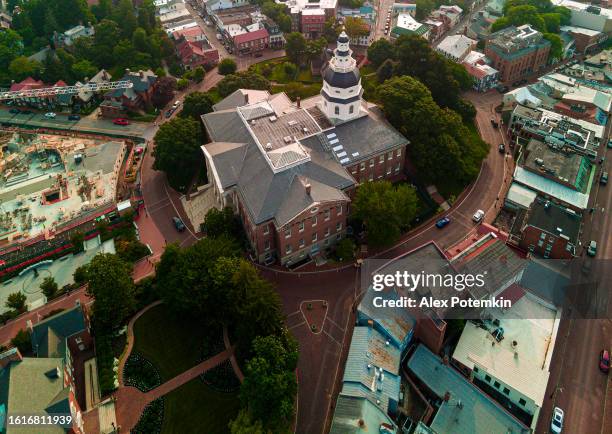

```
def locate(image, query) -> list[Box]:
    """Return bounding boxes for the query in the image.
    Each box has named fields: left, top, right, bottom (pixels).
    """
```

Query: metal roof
left=513, top=166, right=590, bottom=210
left=329, top=395, right=396, bottom=434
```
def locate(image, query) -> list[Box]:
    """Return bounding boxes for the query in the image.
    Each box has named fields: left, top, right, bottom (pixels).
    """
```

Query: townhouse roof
left=233, top=28, right=269, bottom=44
left=340, top=326, right=401, bottom=414
left=560, top=25, right=602, bottom=37
left=31, top=305, right=86, bottom=358
left=9, top=77, right=45, bottom=92
left=525, top=198, right=581, bottom=243
left=449, top=234, right=526, bottom=300
left=173, top=26, right=205, bottom=40
left=436, top=35, right=476, bottom=59
left=520, top=258, right=570, bottom=306
left=452, top=292, right=560, bottom=407
left=392, top=13, right=429, bottom=36
left=212, top=89, right=271, bottom=111
left=407, top=345, right=529, bottom=434
left=330, top=395, right=396, bottom=434
left=0, top=357, right=68, bottom=434
left=106, top=69, right=157, bottom=100
left=513, top=166, right=590, bottom=209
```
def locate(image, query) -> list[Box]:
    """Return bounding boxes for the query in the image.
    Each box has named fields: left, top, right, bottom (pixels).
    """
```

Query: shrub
left=177, top=78, right=189, bottom=90
left=218, top=58, right=237, bottom=75
left=334, top=238, right=356, bottom=261
left=11, top=329, right=32, bottom=355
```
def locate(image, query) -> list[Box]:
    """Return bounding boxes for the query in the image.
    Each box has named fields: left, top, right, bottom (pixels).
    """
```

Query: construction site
left=0, top=131, right=127, bottom=246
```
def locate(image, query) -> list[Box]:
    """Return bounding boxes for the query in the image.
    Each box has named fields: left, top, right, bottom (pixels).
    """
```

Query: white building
left=205, top=0, right=249, bottom=14
left=462, top=50, right=499, bottom=92
left=157, top=0, right=186, bottom=16
left=55, top=24, right=95, bottom=47
left=551, top=0, right=612, bottom=33
left=436, top=35, right=476, bottom=62
left=319, top=31, right=365, bottom=123
left=452, top=291, right=561, bottom=430
left=390, top=13, right=430, bottom=40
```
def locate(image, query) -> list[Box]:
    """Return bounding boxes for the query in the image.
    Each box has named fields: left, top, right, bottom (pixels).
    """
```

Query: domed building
left=319, top=31, right=364, bottom=123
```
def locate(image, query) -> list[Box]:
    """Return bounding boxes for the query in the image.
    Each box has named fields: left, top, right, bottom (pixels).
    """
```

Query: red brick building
left=485, top=25, right=551, bottom=84
left=201, top=35, right=409, bottom=266
left=518, top=199, right=581, bottom=259
left=233, top=28, right=269, bottom=56
left=301, top=9, right=326, bottom=39
left=100, top=69, right=158, bottom=117
left=173, top=27, right=220, bottom=69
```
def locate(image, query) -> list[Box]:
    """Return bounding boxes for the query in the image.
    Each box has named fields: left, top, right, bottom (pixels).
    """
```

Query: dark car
left=254, top=52, right=263, bottom=58
left=68, top=114, right=81, bottom=121
left=600, top=350, right=610, bottom=373
left=20, top=109, right=33, bottom=115
left=165, top=109, right=174, bottom=118
left=9, top=108, right=20, bottom=114
left=435, top=216, right=450, bottom=229
left=172, top=216, right=186, bottom=232
left=499, top=143, right=505, bottom=153
left=601, top=171, right=608, bottom=185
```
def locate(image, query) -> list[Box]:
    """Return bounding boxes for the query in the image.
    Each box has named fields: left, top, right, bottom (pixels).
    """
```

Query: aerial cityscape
left=0, top=0, right=610, bottom=433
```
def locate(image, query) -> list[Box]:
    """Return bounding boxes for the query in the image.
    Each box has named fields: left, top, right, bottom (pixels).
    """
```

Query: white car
left=551, top=407, right=564, bottom=433
left=472, top=209, right=485, bottom=223
left=44, top=112, right=56, bottom=118
left=172, top=100, right=181, bottom=109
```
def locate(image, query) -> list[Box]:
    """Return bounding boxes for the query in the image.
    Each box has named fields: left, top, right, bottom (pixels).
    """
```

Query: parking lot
left=0, top=108, right=149, bottom=140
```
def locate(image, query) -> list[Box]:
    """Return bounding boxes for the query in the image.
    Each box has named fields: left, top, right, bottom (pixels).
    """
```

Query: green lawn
left=131, top=304, right=240, bottom=433
left=161, top=379, right=240, bottom=434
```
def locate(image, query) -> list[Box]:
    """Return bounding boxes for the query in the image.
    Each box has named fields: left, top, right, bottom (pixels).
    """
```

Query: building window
left=336, top=205, right=342, bottom=215
left=360, top=162, right=365, bottom=171
left=368, top=174, right=373, bottom=181
left=263, top=224, right=269, bottom=235
left=473, top=367, right=479, bottom=373
left=349, top=105, right=354, bottom=114
left=285, top=244, right=292, bottom=254
left=324, top=238, right=330, bottom=246
left=334, top=106, right=339, bottom=115
left=324, top=209, right=330, bottom=221
left=325, top=227, right=330, bottom=237
left=299, top=238, right=305, bottom=248
left=493, top=381, right=500, bottom=389
left=369, top=159, right=374, bottom=167
left=265, top=240, right=270, bottom=251
left=312, top=215, right=317, bottom=226
left=299, top=221, right=304, bottom=232
left=519, top=398, right=526, bottom=406
left=379, top=155, right=384, bottom=163
left=485, top=375, right=492, bottom=382
left=386, top=166, right=392, bottom=175
left=312, top=232, right=317, bottom=242
left=387, top=151, right=393, bottom=160
left=503, top=387, right=510, bottom=395
left=285, top=228, right=291, bottom=238
left=395, top=163, right=400, bottom=172
left=336, top=222, right=342, bottom=232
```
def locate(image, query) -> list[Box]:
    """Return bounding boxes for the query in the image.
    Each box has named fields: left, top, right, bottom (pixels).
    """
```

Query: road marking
left=323, top=329, right=342, bottom=347
left=288, top=321, right=306, bottom=331
left=326, top=316, right=345, bottom=332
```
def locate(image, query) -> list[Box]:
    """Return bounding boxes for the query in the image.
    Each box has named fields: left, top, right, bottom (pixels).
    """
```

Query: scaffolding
left=0, top=80, right=133, bottom=101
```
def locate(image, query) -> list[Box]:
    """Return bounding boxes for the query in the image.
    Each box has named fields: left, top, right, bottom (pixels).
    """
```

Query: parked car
left=44, top=112, right=56, bottom=118
left=587, top=240, right=597, bottom=256
left=172, top=216, right=186, bottom=232
left=172, top=100, right=181, bottom=109
left=498, top=143, right=505, bottom=153
left=551, top=407, right=564, bottom=433
left=600, top=349, right=610, bottom=373
left=20, top=109, right=33, bottom=115
left=68, top=114, right=80, bottom=121
left=113, top=118, right=129, bottom=126
left=9, top=108, right=20, bottom=114
left=435, top=216, right=450, bottom=229
left=600, top=171, right=608, bottom=185
left=608, top=139, right=612, bottom=149
left=254, top=52, right=263, bottom=58
left=472, top=209, right=485, bottom=223
left=165, top=109, right=174, bottom=118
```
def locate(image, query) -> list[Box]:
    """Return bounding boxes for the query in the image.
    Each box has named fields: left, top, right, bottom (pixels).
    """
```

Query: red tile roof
left=233, top=28, right=269, bottom=45
left=10, top=77, right=45, bottom=91
left=173, top=26, right=205, bottom=41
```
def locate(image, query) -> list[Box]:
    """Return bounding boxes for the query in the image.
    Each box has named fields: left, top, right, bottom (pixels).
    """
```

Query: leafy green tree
left=416, top=0, right=435, bottom=20
left=43, top=8, right=61, bottom=36
left=352, top=181, right=418, bottom=247
left=177, top=78, right=189, bottom=90
left=156, top=237, right=240, bottom=320
left=218, top=58, right=237, bottom=75
left=93, top=19, right=121, bottom=67
left=114, top=0, right=138, bottom=40
left=367, top=38, right=395, bottom=69
left=52, top=0, right=93, bottom=30
left=192, top=66, right=205, bottom=82
left=542, top=12, right=561, bottom=33
left=92, top=0, right=113, bottom=21
left=305, top=37, right=327, bottom=64
left=73, top=264, right=89, bottom=286
left=282, top=61, right=297, bottom=77
left=229, top=409, right=268, bottom=434
left=8, top=56, right=43, bottom=81
left=86, top=253, right=136, bottom=332
left=132, top=27, right=150, bottom=53
left=376, top=58, right=395, bottom=83
left=153, top=117, right=203, bottom=189
left=544, top=33, right=563, bottom=61
left=217, top=71, right=270, bottom=97
left=285, top=32, right=307, bottom=66
left=5, top=292, right=27, bottom=312
left=71, top=59, right=98, bottom=81
left=201, top=207, right=241, bottom=238
left=11, top=329, right=32, bottom=355
left=151, top=76, right=177, bottom=109
left=335, top=238, right=356, bottom=261
left=553, top=6, right=572, bottom=25
left=0, top=28, right=23, bottom=79
left=40, top=277, right=59, bottom=300
left=240, top=334, right=298, bottom=431
left=344, top=16, right=369, bottom=39
left=323, top=16, right=341, bottom=43
left=180, top=91, right=215, bottom=119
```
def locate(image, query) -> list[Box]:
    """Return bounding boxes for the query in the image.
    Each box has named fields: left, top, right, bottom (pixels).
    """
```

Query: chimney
left=367, top=319, right=374, bottom=328
left=139, top=70, right=144, bottom=78
left=0, top=347, right=23, bottom=369
left=244, top=92, right=249, bottom=104
left=305, top=183, right=311, bottom=195
left=443, top=391, right=451, bottom=402
left=296, top=96, right=301, bottom=108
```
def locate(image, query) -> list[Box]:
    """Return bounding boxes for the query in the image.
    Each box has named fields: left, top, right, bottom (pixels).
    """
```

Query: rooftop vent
left=269, top=115, right=277, bottom=122
left=265, top=143, right=272, bottom=150
left=283, top=135, right=292, bottom=144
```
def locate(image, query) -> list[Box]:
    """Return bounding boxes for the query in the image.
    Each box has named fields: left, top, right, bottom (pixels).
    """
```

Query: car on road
left=608, top=139, right=612, bottom=148
left=19, top=109, right=33, bottom=115
left=600, top=349, right=610, bottom=373
left=472, top=209, right=485, bottom=223
left=254, top=52, right=263, bottom=58
left=435, top=216, right=451, bottom=228
left=113, top=118, right=129, bottom=126
left=44, top=112, right=56, bottom=118
left=496, top=85, right=509, bottom=93
left=9, top=108, right=20, bottom=114
left=499, top=143, right=505, bottom=153
left=172, top=216, right=186, bottom=232
left=551, top=407, right=564, bottom=433
left=68, top=114, right=80, bottom=121
left=165, top=108, right=174, bottom=118
left=601, top=171, right=608, bottom=185
left=172, top=100, right=181, bottom=109
left=587, top=240, right=597, bottom=256
left=490, top=118, right=498, bottom=128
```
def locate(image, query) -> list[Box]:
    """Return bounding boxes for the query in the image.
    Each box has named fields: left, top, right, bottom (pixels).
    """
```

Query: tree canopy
left=367, top=39, right=395, bottom=69
left=85, top=253, right=135, bottom=332
left=218, top=58, right=237, bottom=75
left=344, top=17, right=370, bottom=39
left=352, top=181, right=419, bottom=247
left=379, top=76, right=489, bottom=187
left=285, top=32, right=307, bottom=66
left=201, top=207, right=242, bottom=238
left=180, top=91, right=215, bottom=120
left=152, top=117, right=204, bottom=190
left=217, top=71, right=270, bottom=97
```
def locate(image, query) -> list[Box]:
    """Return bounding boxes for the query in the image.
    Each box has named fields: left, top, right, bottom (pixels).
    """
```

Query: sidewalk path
left=223, top=326, right=244, bottom=382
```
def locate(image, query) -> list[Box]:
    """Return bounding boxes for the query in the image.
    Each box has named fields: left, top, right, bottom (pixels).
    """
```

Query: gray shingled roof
left=203, top=142, right=248, bottom=189
left=31, top=305, right=86, bottom=358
